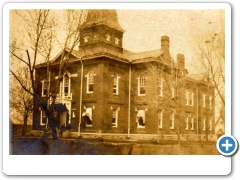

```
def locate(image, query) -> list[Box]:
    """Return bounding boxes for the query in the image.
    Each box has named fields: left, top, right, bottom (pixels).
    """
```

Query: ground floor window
left=112, top=108, right=119, bottom=127
left=136, top=110, right=145, bottom=128
left=81, top=107, right=93, bottom=128
left=40, top=110, right=47, bottom=125
left=170, top=111, right=175, bottom=129
left=158, top=110, right=163, bottom=128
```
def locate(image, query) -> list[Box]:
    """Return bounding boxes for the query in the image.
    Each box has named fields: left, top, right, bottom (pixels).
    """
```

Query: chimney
left=177, top=54, right=185, bottom=69
left=161, top=36, right=170, bottom=54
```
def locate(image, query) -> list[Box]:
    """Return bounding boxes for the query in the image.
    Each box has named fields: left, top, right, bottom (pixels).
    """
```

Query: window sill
left=86, top=92, right=93, bottom=94
left=170, top=127, right=174, bottom=130
left=86, top=125, right=92, bottom=127
left=137, top=126, right=145, bottom=129
left=138, top=94, right=146, bottom=97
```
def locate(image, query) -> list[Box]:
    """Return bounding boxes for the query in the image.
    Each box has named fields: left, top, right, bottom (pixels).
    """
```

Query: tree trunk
left=22, top=113, right=28, bottom=136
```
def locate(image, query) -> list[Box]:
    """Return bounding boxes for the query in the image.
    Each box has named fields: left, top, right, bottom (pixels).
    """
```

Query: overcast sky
left=10, top=9, right=224, bottom=73
left=117, top=9, right=224, bottom=72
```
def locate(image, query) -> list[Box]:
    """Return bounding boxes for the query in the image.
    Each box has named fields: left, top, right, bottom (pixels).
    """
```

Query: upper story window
left=86, top=71, right=94, bottom=93
left=185, top=90, right=194, bottom=106
left=209, top=96, right=213, bottom=109
left=158, top=110, right=163, bottom=128
left=60, top=73, right=71, bottom=97
left=136, top=110, right=145, bottom=128
left=170, top=111, right=175, bottom=129
left=114, top=37, right=119, bottom=44
left=202, top=94, right=206, bottom=108
left=113, top=73, right=119, bottom=95
left=159, top=78, right=164, bottom=97
left=41, top=78, right=48, bottom=97
left=105, top=34, right=111, bottom=41
left=138, top=75, right=146, bottom=96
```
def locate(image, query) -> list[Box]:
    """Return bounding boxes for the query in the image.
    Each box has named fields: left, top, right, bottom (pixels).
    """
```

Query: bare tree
left=9, top=9, right=86, bottom=138
left=193, top=11, right=225, bottom=132
left=10, top=67, right=33, bottom=136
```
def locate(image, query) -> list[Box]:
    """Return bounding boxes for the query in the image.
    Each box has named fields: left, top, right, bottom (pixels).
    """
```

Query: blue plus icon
left=217, top=135, right=238, bottom=156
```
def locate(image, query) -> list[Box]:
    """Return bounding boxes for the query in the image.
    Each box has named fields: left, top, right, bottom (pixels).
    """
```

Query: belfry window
left=106, top=34, right=111, bottom=41
left=115, top=37, right=119, bottom=44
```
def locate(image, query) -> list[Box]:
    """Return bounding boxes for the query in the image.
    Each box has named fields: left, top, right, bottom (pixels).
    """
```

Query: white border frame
left=3, top=2, right=231, bottom=176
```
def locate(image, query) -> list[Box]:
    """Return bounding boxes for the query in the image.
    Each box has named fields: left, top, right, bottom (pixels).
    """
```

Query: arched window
left=60, top=73, right=71, bottom=97
left=138, top=75, right=145, bottom=96
left=41, top=78, right=48, bottom=97
left=64, top=74, right=70, bottom=96
left=87, top=71, right=94, bottom=93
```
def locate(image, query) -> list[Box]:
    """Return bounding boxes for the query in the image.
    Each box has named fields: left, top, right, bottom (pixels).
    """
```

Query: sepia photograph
left=8, top=6, right=226, bottom=156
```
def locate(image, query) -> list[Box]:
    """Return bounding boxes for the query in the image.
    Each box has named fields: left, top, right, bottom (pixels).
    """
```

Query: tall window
left=209, top=96, right=213, bottom=109
left=202, top=94, right=206, bottom=107
left=203, top=116, right=206, bottom=131
left=85, top=107, right=93, bottom=127
left=41, top=78, right=48, bottom=97
left=170, top=111, right=175, bottom=129
left=185, top=115, right=189, bottom=130
left=64, top=74, right=70, bottom=96
left=113, top=74, right=119, bottom=95
left=112, top=109, right=119, bottom=127
left=87, top=71, right=94, bottom=93
left=159, top=78, right=164, bottom=97
left=136, top=110, right=145, bottom=128
left=158, top=110, right=163, bottom=128
left=40, top=110, right=47, bottom=125
left=138, top=75, right=146, bottom=96
left=185, top=91, right=194, bottom=106
left=60, top=73, right=71, bottom=97
left=190, top=116, right=194, bottom=130
left=209, top=118, right=213, bottom=131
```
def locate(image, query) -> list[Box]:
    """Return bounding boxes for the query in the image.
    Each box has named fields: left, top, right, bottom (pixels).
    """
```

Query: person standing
left=47, top=95, right=58, bottom=140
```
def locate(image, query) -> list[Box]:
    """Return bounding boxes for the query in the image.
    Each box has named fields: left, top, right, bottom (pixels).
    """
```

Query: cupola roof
left=82, top=10, right=124, bottom=32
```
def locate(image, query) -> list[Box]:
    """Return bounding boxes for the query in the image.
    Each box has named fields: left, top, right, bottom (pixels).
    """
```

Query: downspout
left=78, top=58, right=83, bottom=137
left=128, top=62, right=132, bottom=139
